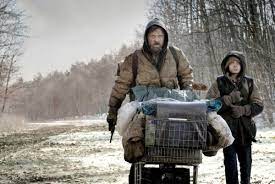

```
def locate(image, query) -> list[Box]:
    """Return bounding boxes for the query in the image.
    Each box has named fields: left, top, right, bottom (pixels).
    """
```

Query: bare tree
left=0, top=0, right=26, bottom=112
left=149, top=0, right=275, bottom=124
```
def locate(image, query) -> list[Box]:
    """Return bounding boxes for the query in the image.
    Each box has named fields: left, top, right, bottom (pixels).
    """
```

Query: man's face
left=147, top=28, right=165, bottom=54
left=228, top=56, right=241, bottom=74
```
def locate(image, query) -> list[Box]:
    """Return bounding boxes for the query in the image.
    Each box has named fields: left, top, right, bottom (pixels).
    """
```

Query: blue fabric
left=206, top=99, right=222, bottom=112
left=141, top=101, right=158, bottom=116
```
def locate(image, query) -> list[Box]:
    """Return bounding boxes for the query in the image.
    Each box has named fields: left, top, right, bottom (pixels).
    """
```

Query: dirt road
left=0, top=122, right=129, bottom=184
left=0, top=121, right=274, bottom=184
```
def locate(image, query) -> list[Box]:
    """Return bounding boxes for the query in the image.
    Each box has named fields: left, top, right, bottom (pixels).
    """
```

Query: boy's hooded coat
left=206, top=51, right=263, bottom=144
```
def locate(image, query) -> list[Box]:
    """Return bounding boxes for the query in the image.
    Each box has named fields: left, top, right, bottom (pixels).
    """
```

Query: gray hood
left=143, top=18, right=169, bottom=55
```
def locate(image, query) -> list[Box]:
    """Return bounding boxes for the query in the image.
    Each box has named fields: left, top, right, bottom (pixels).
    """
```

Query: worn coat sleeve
left=206, top=81, right=220, bottom=99
left=248, top=81, right=264, bottom=117
left=174, top=48, right=193, bottom=89
left=108, top=55, right=134, bottom=111
left=206, top=80, right=231, bottom=113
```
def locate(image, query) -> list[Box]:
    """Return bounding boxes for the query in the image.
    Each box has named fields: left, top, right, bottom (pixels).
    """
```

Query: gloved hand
left=222, top=91, right=242, bottom=106
left=192, top=82, right=208, bottom=91
left=231, top=105, right=251, bottom=118
left=106, top=108, right=117, bottom=131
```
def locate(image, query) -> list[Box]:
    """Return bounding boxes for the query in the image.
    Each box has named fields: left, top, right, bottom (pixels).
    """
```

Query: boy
left=206, top=51, right=264, bottom=184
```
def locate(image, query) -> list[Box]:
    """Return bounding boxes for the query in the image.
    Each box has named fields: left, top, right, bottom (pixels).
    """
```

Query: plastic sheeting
left=131, top=85, right=221, bottom=116
left=141, top=99, right=221, bottom=116
left=132, top=85, right=199, bottom=102
left=117, top=101, right=141, bottom=136
left=156, top=101, right=207, bottom=119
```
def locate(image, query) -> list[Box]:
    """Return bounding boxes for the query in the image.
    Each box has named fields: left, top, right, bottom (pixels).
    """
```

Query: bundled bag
left=116, top=101, right=140, bottom=136
left=122, top=112, right=146, bottom=163
left=203, top=111, right=235, bottom=156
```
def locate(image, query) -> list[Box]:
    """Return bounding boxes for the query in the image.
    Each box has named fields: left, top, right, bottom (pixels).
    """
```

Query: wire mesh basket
left=134, top=101, right=208, bottom=184
left=142, top=114, right=207, bottom=164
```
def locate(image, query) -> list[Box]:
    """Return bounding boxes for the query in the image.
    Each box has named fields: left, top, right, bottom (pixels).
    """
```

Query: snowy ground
left=199, top=128, right=275, bottom=184
left=0, top=117, right=274, bottom=184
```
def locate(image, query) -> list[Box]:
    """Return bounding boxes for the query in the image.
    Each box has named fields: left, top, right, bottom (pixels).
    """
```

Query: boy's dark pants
left=223, top=143, right=252, bottom=184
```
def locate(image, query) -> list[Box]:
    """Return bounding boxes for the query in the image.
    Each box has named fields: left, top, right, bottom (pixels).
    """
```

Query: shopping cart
left=134, top=101, right=208, bottom=184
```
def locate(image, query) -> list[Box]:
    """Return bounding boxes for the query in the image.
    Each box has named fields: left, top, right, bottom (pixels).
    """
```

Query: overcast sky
left=17, top=0, right=149, bottom=81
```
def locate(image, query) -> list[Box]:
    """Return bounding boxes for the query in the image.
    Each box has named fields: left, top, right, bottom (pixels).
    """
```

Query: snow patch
left=44, top=125, right=275, bottom=183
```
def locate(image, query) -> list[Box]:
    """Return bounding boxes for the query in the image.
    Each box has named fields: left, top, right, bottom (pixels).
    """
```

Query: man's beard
left=150, top=43, right=162, bottom=54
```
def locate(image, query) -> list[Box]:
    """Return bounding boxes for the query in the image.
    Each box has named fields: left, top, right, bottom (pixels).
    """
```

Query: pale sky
left=17, top=0, right=149, bottom=81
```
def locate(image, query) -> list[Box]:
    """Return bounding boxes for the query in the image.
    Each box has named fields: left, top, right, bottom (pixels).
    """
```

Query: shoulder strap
left=216, top=76, right=223, bottom=92
left=131, top=50, right=138, bottom=87
left=116, top=63, right=121, bottom=76
left=169, top=46, right=179, bottom=69
left=169, top=46, right=182, bottom=86
left=244, top=76, right=253, bottom=96
left=216, top=75, right=228, bottom=96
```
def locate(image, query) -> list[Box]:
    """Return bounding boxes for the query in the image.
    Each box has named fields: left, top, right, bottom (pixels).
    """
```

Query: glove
left=106, top=108, right=117, bottom=131
left=192, top=82, right=208, bottom=91
left=222, top=91, right=242, bottom=106
left=231, top=105, right=251, bottom=118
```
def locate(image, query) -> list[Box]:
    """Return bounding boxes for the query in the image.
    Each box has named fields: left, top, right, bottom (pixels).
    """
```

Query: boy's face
left=227, top=56, right=241, bottom=74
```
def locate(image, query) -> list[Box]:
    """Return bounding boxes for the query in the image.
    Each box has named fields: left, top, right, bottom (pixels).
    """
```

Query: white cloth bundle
left=207, top=111, right=235, bottom=150
left=116, top=101, right=140, bottom=136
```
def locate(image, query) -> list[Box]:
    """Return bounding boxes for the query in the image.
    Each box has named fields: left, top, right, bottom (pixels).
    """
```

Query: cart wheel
left=193, top=165, right=198, bottom=184
left=134, top=163, right=143, bottom=184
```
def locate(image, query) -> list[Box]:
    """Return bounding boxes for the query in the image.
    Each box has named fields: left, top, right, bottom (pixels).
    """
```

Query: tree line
left=6, top=44, right=139, bottom=120
left=1, top=0, right=274, bottom=124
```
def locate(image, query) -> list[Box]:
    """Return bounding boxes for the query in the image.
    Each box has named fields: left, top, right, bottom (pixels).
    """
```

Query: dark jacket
left=206, top=51, right=264, bottom=144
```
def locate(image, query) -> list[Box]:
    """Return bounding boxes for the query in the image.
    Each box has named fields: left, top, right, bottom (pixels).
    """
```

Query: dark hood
left=221, top=50, right=246, bottom=77
left=142, top=18, right=169, bottom=55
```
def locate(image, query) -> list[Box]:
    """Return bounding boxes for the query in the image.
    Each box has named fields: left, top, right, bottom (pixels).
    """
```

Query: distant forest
left=1, top=0, right=274, bottom=124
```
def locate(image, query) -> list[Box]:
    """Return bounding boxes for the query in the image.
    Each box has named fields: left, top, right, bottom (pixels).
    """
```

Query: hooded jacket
left=206, top=51, right=264, bottom=144
left=108, top=18, right=193, bottom=112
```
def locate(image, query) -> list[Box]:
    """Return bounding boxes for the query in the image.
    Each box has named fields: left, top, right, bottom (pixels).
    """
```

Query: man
left=206, top=51, right=264, bottom=184
left=107, top=18, right=193, bottom=133
left=106, top=18, right=194, bottom=183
